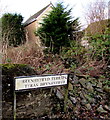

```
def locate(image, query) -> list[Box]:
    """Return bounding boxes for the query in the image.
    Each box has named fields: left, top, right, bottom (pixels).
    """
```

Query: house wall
left=36, top=6, right=53, bottom=25
left=24, top=5, right=53, bottom=47
left=25, top=21, right=37, bottom=42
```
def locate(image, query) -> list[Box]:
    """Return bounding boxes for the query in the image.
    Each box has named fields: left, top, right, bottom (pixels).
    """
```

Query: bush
left=89, top=34, right=110, bottom=61
left=61, top=41, right=87, bottom=69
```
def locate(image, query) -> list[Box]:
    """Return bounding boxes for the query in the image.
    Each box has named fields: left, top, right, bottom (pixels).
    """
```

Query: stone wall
left=2, top=64, right=110, bottom=119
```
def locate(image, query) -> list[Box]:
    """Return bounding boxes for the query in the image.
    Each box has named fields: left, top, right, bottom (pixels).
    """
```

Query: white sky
left=0, top=0, right=109, bottom=28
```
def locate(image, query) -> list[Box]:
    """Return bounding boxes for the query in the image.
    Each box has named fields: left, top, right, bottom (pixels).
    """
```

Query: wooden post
left=64, top=74, right=69, bottom=113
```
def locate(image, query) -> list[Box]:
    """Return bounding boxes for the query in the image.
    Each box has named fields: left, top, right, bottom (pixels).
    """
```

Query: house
left=24, top=3, right=53, bottom=47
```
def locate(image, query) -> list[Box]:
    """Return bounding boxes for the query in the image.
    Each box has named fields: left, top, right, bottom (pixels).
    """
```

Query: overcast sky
left=1, top=0, right=109, bottom=28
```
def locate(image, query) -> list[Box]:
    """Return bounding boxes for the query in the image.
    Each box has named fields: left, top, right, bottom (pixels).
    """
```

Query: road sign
left=13, top=74, right=68, bottom=120
left=15, top=74, right=68, bottom=91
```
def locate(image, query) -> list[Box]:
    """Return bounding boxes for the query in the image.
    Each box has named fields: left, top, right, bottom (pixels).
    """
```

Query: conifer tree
left=2, top=13, right=26, bottom=47
left=36, top=3, right=80, bottom=54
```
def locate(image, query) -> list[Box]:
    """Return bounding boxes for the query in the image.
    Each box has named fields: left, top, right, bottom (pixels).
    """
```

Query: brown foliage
left=76, top=60, right=106, bottom=78
left=2, top=41, right=43, bottom=64
left=2, top=41, right=67, bottom=75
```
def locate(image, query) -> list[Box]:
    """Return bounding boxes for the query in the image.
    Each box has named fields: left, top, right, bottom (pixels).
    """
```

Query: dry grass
left=2, top=41, right=44, bottom=64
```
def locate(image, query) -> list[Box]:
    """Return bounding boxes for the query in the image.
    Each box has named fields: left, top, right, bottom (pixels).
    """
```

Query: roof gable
left=24, top=3, right=53, bottom=26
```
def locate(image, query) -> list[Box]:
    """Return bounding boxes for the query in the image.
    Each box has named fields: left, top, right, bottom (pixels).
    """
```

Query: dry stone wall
left=1, top=64, right=110, bottom=119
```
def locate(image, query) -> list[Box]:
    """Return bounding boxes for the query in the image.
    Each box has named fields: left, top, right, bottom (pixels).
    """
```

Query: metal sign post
left=64, top=74, right=69, bottom=113
left=13, top=74, right=68, bottom=119
left=13, top=78, right=16, bottom=120
left=14, top=91, right=16, bottom=120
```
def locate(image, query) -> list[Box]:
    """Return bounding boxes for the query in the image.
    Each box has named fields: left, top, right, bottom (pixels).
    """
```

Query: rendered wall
left=24, top=6, right=53, bottom=47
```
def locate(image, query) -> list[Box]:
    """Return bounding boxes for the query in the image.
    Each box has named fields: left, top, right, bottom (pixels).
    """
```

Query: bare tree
left=0, top=1, right=8, bottom=64
left=84, top=0, right=108, bottom=35
left=85, top=0, right=107, bottom=24
left=108, top=1, right=110, bottom=19
left=0, top=0, right=3, bottom=64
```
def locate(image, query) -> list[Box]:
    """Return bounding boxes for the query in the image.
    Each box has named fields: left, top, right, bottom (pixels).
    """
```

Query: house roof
left=24, top=3, right=53, bottom=26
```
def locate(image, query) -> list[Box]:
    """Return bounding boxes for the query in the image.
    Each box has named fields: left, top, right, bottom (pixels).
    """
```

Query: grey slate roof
left=24, top=3, right=53, bottom=26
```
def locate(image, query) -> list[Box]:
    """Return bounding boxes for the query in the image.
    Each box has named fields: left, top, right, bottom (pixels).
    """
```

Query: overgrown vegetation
left=1, top=1, right=110, bottom=119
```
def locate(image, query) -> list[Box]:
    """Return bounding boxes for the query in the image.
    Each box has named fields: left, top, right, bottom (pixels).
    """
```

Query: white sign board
left=15, top=74, right=68, bottom=91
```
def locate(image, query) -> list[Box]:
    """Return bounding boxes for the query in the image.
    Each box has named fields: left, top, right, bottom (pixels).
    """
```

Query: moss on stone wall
left=1, top=64, right=36, bottom=101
